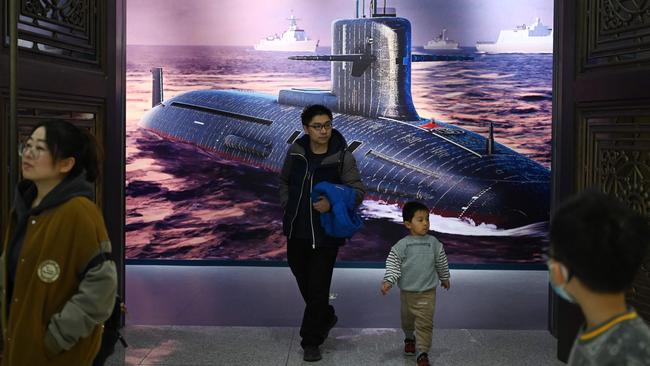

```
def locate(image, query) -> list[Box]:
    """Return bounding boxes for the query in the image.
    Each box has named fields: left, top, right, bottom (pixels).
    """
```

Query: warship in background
left=476, top=17, right=553, bottom=54
left=424, top=29, right=460, bottom=50
left=254, top=14, right=319, bottom=52
left=141, top=1, right=550, bottom=230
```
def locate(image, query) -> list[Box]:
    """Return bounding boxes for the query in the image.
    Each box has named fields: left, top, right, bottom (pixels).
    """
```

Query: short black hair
left=301, top=104, right=333, bottom=126
left=550, top=190, right=650, bottom=293
left=403, top=201, right=430, bottom=222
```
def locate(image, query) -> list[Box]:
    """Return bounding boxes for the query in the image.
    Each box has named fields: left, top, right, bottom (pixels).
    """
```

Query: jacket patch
left=37, top=260, right=61, bottom=283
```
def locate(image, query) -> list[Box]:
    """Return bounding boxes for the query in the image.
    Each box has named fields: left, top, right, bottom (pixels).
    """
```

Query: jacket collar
left=291, top=128, right=347, bottom=157
left=14, top=173, right=95, bottom=220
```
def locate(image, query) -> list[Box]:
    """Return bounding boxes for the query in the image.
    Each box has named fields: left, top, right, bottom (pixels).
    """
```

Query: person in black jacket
left=279, top=104, right=365, bottom=362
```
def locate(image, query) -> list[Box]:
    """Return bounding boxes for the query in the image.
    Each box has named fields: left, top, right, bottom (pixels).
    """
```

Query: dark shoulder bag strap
left=338, top=148, right=347, bottom=177
left=79, top=252, right=111, bottom=279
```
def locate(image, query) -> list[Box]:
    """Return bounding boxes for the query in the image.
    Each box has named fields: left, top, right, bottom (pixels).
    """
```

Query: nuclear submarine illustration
left=140, top=3, right=550, bottom=230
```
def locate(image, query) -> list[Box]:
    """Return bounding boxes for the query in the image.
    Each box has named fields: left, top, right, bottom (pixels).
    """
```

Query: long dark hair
left=27, top=119, right=102, bottom=182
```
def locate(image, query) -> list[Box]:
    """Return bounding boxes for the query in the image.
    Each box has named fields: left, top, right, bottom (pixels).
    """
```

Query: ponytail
left=79, top=128, right=102, bottom=182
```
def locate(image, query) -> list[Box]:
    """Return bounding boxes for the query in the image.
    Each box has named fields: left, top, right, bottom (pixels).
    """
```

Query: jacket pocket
left=44, top=328, right=64, bottom=359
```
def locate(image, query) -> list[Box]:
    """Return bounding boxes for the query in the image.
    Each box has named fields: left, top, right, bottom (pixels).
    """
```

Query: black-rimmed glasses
left=308, top=122, right=332, bottom=131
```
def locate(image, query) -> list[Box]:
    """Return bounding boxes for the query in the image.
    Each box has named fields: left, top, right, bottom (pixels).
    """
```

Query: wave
left=360, top=201, right=547, bottom=237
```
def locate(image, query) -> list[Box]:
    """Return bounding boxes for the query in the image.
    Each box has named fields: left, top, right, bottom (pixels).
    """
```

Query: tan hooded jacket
left=1, top=176, right=117, bottom=366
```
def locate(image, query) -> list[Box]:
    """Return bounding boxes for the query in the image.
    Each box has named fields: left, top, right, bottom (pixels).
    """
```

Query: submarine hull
left=141, top=89, right=550, bottom=229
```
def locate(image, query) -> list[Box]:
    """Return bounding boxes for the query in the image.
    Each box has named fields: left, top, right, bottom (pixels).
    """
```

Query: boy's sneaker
left=416, top=352, right=430, bottom=366
left=404, top=338, right=416, bottom=355
left=303, top=346, right=322, bottom=362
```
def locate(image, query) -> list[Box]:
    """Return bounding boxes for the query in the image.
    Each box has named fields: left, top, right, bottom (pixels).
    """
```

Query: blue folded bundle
left=311, top=182, right=363, bottom=238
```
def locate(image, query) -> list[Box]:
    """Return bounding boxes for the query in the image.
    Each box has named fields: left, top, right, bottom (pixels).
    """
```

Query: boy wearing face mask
left=548, top=190, right=650, bottom=366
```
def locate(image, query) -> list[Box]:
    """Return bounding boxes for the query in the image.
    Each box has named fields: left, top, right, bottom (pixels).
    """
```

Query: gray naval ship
left=140, top=3, right=550, bottom=230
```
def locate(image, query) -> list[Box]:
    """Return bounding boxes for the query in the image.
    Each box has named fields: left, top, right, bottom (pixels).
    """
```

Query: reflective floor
left=110, top=265, right=562, bottom=365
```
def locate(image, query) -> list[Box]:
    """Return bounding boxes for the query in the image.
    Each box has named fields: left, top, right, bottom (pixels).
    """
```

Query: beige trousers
left=400, top=287, right=437, bottom=353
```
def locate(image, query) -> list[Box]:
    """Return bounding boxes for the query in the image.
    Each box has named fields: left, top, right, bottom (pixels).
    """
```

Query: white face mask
left=547, top=261, right=577, bottom=304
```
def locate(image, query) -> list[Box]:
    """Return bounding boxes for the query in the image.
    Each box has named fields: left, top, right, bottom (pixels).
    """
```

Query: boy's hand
left=313, top=196, right=331, bottom=213
left=441, top=279, right=451, bottom=290
left=380, top=282, right=392, bottom=296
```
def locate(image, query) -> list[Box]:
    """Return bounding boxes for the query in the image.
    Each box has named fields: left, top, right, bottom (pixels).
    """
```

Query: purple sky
left=127, top=0, right=553, bottom=47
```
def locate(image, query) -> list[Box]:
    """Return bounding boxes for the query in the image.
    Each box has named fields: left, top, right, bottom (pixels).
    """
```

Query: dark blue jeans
left=287, top=237, right=339, bottom=348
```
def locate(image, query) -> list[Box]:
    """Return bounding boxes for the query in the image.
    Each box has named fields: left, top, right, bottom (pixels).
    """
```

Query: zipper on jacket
left=288, top=153, right=308, bottom=239
left=309, top=177, right=315, bottom=249
left=308, top=155, right=341, bottom=249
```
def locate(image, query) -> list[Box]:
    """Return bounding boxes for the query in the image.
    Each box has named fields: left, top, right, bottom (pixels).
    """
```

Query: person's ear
left=550, top=261, right=569, bottom=285
left=404, top=220, right=412, bottom=230
left=302, top=124, right=310, bottom=135
left=57, top=157, right=76, bottom=174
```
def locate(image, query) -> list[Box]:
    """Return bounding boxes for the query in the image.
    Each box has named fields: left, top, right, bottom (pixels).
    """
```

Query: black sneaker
left=323, top=314, right=338, bottom=339
left=303, top=346, right=322, bottom=362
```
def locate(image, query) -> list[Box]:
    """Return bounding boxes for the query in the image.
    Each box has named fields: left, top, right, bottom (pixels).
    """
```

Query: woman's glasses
left=18, top=142, right=48, bottom=159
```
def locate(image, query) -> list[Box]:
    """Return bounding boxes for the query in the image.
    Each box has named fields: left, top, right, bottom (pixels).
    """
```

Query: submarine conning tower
left=279, top=16, right=420, bottom=121
left=331, top=17, right=418, bottom=120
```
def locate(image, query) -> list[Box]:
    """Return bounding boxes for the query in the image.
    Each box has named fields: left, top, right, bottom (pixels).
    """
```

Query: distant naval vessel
left=424, top=29, right=460, bottom=50
left=254, top=14, right=319, bottom=52
left=141, top=1, right=550, bottom=229
left=476, top=17, right=553, bottom=54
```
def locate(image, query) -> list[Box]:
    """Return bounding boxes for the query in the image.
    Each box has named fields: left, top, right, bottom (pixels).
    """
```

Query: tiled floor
left=111, top=266, right=561, bottom=365
left=105, top=326, right=564, bottom=365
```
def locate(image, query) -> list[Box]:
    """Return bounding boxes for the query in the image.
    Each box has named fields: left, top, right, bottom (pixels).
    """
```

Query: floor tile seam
left=284, top=327, right=297, bottom=366
left=137, top=345, right=158, bottom=366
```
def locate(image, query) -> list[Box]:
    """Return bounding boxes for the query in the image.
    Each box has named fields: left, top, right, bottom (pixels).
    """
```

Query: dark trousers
left=287, top=237, right=339, bottom=348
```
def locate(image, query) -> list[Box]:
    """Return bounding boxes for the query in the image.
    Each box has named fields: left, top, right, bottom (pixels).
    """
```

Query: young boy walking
left=549, top=190, right=650, bottom=365
left=381, top=201, right=450, bottom=366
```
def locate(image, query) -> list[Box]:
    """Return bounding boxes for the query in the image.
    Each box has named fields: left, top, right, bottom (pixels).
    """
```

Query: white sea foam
left=360, top=200, right=547, bottom=237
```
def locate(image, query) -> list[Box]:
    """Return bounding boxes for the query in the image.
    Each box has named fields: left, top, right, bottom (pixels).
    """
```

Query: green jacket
left=1, top=175, right=117, bottom=366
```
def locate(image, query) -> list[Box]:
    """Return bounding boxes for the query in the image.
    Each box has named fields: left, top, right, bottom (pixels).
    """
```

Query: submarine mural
left=140, top=3, right=550, bottom=230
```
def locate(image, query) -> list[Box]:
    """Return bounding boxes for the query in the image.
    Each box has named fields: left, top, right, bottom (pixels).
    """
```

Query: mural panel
left=126, top=0, right=554, bottom=264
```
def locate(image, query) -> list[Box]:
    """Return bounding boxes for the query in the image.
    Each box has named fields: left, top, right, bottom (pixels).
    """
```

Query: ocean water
left=126, top=45, right=552, bottom=264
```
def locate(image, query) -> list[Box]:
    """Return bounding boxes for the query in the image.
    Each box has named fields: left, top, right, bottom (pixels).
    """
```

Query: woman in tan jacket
left=1, top=119, right=117, bottom=366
